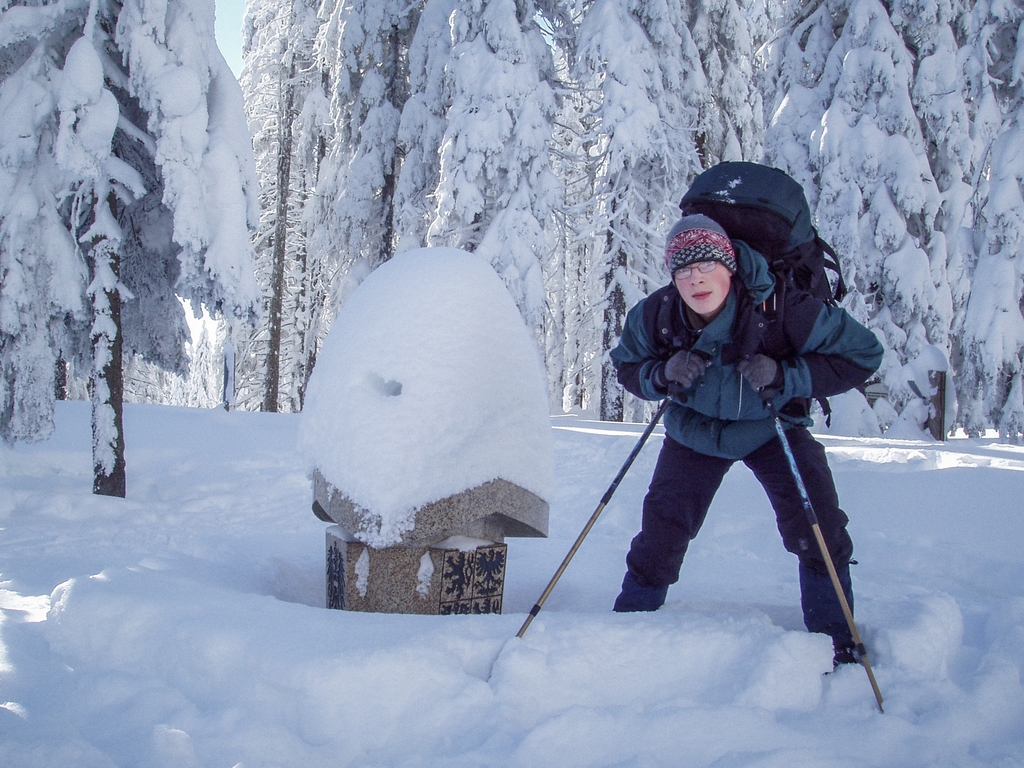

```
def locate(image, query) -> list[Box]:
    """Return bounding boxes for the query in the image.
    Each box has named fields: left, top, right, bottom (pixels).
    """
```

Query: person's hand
left=736, top=354, right=780, bottom=390
left=664, top=350, right=707, bottom=388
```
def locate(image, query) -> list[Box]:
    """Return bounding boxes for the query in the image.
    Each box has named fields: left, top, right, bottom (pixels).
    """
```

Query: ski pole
left=766, top=400, right=885, bottom=713
left=516, top=399, right=671, bottom=639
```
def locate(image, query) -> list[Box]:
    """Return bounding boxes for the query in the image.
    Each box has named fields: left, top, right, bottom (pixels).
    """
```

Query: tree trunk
left=601, top=196, right=625, bottom=422
left=91, top=192, right=126, bottom=497
left=379, top=27, right=404, bottom=266
left=263, top=57, right=297, bottom=413
left=600, top=273, right=625, bottom=422
left=223, top=340, right=236, bottom=411
left=54, top=355, right=68, bottom=401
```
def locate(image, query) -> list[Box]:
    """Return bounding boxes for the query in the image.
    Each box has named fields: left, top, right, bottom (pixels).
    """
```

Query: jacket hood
left=733, top=240, right=775, bottom=304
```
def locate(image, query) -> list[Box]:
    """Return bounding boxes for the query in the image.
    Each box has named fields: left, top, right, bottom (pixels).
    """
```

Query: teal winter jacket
left=611, top=242, right=883, bottom=459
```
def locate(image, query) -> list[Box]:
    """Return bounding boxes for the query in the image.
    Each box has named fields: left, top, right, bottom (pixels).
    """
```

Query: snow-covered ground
left=1, top=401, right=1023, bottom=767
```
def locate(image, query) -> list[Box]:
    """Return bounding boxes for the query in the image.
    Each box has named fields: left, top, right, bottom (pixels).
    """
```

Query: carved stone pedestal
left=326, top=527, right=507, bottom=615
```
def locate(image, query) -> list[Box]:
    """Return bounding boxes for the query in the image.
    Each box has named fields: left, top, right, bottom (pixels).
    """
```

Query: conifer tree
left=688, top=0, right=766, bottom=164
left=547, top=41, right=593, bottom=413
left=393, top=0, right=457, bottom=253
left=579, top=0, right=695, bottom=421
left=0, top=0, right=259, bottom=493
left=239, top=0, right=328, bottom=412
left=0, top=35, right=85, bottom=447
left=764, top=0, right=954, bottom=420
left=310, top=0, right=422, bottom=278
left=425, top=0, right=563, bottom=351
left=955, top=0, right=1024, bottom=439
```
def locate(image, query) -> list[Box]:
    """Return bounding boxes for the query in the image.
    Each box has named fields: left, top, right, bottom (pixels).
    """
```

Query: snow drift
left=2, top=402, right=1024, bottom=766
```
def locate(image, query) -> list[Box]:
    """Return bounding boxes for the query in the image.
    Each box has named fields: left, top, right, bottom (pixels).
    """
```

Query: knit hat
left=665, top=214, right=737, bottom=276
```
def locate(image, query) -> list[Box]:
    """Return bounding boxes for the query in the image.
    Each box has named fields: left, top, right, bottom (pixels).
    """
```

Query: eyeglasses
left=673, top=261, right=719, bottom=279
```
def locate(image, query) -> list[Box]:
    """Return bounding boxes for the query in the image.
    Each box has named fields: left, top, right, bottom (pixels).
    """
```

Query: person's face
left=674, top=261, right=733, bottom=322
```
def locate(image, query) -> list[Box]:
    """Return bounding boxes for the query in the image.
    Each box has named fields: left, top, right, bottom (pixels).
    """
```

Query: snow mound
left=299, top=247, right=554, bottom=546
left=816, top=389, right=882, bottom=437
left=877, top=592, right=964, bottom=678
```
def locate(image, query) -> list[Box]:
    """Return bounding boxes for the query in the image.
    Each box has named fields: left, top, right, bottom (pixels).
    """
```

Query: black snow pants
left=624, top=427, right=855, bottom=643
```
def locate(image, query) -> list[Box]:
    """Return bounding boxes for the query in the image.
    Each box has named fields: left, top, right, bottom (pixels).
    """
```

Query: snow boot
left=832, top=638, right=859, bottom=668
left=613, top=571, right=668, bottom=612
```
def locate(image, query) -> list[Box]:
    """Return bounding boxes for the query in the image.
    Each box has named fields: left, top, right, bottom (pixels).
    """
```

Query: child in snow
left=610, top=214, right=883, bottom=666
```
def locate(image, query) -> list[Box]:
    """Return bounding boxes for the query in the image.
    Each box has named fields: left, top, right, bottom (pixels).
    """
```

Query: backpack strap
left=754, top=280, right=834, bottom=428
left=817, top=237, right=847, bottom=303
left=644, top=284, right=691, bottom=355
left=817, top=396, right=832, bottom=428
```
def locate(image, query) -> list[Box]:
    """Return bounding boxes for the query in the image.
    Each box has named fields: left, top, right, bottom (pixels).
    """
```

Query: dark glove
left=664, top=350, right=707, bottom=388
left=737, top=354, right=781, bottom=391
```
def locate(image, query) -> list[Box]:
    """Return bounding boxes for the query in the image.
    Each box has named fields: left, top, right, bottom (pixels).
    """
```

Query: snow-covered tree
left=688, top=0, right=766, bottom=165
left=0, top=0, right=260, bottom=495
left=392, top=0, right=457, bottom=253
left=124, top=304, right=228, bottom=408
left=238, top=0, right=328, bottom=412
left=954, top=0, right=1024, bottom=439
left=895, top=0, right=974, bottom=244
left=543, top=21, right=588, bottom=412
left=0, top=29, right=86, bottom=447
left=763, top=0, right=954, bottom=420
left=572, top=0, right=731, bottom=420
left=423, top=0, right=563, bottom=352
left=310, top=0, right=422, bottom=279
left=759, top=1, right=837, bottom=194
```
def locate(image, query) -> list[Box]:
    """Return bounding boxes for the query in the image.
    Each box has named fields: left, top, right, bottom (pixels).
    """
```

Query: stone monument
left=298, top=247, right=554, bottom=615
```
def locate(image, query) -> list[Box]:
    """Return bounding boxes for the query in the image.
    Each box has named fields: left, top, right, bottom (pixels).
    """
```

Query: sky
left=215, top=0, right=246, bottom=76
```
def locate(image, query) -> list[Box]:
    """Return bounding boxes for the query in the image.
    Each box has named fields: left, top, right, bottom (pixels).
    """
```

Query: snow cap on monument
left=298, top=247, right=553, bottom=548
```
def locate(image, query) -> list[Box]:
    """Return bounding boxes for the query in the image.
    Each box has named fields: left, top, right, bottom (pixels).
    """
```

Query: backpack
left=678, top=162, right=846, bottom=308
